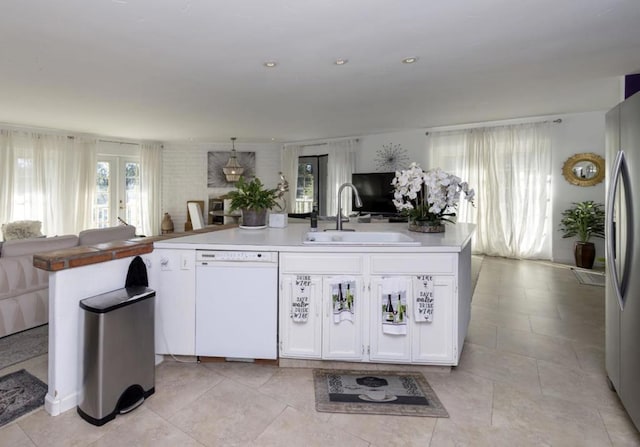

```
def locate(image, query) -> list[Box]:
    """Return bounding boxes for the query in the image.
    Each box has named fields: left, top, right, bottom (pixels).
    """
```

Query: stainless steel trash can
left=77, top=286, right=155, bottom=426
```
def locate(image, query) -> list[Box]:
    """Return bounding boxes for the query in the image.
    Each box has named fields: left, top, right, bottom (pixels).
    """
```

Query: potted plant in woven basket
left=227, top=176, right=279, bottom=228
left=559, top=200, right=605, bottom=269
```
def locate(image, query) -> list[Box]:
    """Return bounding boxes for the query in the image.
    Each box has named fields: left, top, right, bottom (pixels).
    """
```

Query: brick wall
left=162, top=141, right=281, bottom=231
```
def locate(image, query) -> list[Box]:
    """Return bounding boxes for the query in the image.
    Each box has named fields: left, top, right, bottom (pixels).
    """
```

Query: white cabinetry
left=150, top=248, right=196, bottom=355
left=279, top=251, right=464, bottom=365
left=279, top=253, right=364, bottom=361
left=279, top=275, right=323, bottom=358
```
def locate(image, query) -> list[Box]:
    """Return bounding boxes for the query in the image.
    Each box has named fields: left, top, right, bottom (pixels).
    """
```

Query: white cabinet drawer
left=370, top=254, right=455, bottom=274
left=279, top=253, right=363, bottom=274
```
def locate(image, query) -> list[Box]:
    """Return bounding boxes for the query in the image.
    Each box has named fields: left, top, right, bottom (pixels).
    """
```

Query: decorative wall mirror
left=562, top=153, right=605, bottom=187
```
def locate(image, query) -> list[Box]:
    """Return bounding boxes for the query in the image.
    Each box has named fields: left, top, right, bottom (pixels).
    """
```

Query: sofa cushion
left=2, top=220, right=43, bottom=241
left=78, top=225, right=136, bottom=246
left=0, top=234, right=79, bottom=258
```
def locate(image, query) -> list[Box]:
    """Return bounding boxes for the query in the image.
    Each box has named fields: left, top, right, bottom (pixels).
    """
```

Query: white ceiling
left=1, top=0, right=639, bottom=143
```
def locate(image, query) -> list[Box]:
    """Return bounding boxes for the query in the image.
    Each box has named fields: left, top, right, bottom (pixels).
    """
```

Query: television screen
left=351, top=172, right=398, bottom=216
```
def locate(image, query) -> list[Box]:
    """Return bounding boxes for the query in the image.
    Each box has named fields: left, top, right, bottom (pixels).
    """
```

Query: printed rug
left=573, top=269, right=606, bottom=287
left=0, top=369, right=47, bottom=427
left=0, top=324, right=48, bottom=371
left=313, top=369, right=448, bottom=417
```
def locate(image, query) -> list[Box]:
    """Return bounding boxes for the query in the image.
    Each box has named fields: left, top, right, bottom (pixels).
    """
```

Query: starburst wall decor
left=375, top=143, right=410, bottom=171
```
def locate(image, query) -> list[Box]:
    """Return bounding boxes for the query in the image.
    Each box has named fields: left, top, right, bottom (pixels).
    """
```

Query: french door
left=94, top=156, right=142, bottom=229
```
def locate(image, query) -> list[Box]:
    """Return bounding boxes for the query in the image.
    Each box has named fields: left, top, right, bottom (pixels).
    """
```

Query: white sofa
left=0, top=225, right=137, bottom=338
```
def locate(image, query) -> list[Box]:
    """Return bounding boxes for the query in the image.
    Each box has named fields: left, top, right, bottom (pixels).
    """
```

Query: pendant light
left=222, top=137, right=244, bottom=182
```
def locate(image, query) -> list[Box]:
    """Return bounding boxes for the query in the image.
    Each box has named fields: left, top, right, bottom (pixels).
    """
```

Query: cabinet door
left=279, top=275, right=322, bottom=359
left=322, top=276, right=363, bottom=361
left=152, top=249, right=196, bottom=355
left=412, top=275, right=455, bottom=363
left=369, top=277, right=412, bottom=362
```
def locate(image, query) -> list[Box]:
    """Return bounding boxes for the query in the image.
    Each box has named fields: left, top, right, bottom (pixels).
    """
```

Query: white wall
left=162, top=142, right=281, bottom=231
left=550, top=111, right=607, bottom=265
left=355, top=130, right=428, bottom=172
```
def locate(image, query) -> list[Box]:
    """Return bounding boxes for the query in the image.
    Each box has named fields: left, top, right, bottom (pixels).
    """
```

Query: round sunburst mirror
left=562, top=153, right=605, bottom=187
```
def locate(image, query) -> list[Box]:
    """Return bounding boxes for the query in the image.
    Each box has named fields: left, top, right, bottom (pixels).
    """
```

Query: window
left=295, top=155, right=327, bottom=215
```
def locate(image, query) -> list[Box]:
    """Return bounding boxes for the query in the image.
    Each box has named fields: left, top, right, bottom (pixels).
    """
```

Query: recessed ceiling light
left=263, top=61, right=278, bottom=68
left=334, top=58, right=348, bottom=65
left=402, top=57, right=418, bottom=64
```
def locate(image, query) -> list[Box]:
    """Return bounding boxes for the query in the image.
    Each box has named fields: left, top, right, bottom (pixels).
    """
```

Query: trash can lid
left=79, top=286, right=155, bottom=313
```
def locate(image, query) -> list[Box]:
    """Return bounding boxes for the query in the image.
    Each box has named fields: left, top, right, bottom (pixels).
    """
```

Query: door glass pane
left=296, top=159, right=316, bottom=213
left=124, top=162, right=142, bottom=230
left=94, top=161, right=110, bottom=228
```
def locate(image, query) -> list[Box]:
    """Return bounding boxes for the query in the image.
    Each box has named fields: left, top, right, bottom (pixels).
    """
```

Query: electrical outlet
left=181, top=254, right=190, bottom=270
left=160, top=257, right=170, bottom=271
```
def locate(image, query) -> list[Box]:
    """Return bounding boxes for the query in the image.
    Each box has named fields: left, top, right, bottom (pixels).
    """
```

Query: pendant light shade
left=223, top=137, right=244, bottom=182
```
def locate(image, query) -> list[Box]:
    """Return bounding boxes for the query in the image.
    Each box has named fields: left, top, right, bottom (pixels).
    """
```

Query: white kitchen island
left=152, top=221, right=475, bottom=367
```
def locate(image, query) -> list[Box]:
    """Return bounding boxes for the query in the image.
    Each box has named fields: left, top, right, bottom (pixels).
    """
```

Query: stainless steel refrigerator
left=606, top=91, right=640, bottom=430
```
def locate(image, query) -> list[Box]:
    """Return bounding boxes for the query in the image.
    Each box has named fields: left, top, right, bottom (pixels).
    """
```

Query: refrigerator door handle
left=607, top=150, right=628, bottom=311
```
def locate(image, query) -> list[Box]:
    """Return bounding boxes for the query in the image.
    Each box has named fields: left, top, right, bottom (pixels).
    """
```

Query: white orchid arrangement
left=391, top=162, right=475, bottom=224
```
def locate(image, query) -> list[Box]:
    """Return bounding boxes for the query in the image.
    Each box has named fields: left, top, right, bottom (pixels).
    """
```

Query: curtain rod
left=425, top=118, right=562, bottom=135
left=98, top=139, right=140, bottom=146
left=284, top=137, right=360, bottom=148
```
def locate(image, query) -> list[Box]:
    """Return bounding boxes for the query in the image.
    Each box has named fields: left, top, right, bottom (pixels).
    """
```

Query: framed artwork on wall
left=207, top=151, right=256, bottom=187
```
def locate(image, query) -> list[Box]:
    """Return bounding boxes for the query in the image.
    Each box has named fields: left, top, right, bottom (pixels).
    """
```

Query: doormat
left=0, top=369, right=47, bottom=427
left=573, top=269, right=605, bottom=287
left=313, top=369, right=448, bottom=418
left=0, top=324, right=48, bottom=371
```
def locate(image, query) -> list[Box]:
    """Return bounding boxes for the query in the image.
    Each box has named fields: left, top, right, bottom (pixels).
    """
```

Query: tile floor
left=2, top=256, right=640, bottom=446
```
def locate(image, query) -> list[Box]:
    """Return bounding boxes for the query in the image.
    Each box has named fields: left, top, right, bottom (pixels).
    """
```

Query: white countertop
left=154, top=221, right=475, bottom=253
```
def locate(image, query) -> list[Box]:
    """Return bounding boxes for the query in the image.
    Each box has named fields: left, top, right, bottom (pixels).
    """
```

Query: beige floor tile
left=497, top=295, right=562, bottom=319
left=457, top=343, right=541, bottom=395
left=496, top=327, right=581, bottom=369
left=169, top=378, right=286, bottom=446
left=470, top=306, right=532, bottom=332
left=530, top=314, right=605, bottom=347
left=0, top=423, right=36, bottom=447
left=599, top=407, right=640, bottom=447
left=464, top=320, right=497, bottom=349
left=572, top=341, right=606, bottom=375
left=429, top=418, right=548, bottom=447
left=17, top=408, right=112, bottom=447
left=145, top=360, right=224, bottom=419
left=492, top=383, right=613, bottom=447
left=422, top=369, right=494, bottom=425
left=202, top=360, right=279, bottom=389
left=537, top=359, right=623, bottom=411
left=327, top=411, right=436, bottom=446
left=87, top=406, right=204, bottom=447
left=251, top=406, right=369, bottom=447
left=257, top=367, right=329, bottom=421
left=0, top=353, right=48, bottom=384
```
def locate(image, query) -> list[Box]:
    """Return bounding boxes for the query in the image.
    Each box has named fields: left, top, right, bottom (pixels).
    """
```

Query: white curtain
left=140, top=142, right=163, bottom=236
left=0, top=129, right=96, bottom=238
left=326, top=139, right=359, bottom=216
left=281, top=144, right=302, bottom=214
left=429, top=122, right=552, bottom=259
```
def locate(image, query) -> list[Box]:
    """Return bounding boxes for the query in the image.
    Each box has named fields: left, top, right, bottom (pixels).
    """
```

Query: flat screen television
left=351, top=172, right=398, bottom=216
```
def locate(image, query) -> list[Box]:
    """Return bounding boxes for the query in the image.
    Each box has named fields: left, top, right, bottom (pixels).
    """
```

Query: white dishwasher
left=195, top=250, right=278, bottom=360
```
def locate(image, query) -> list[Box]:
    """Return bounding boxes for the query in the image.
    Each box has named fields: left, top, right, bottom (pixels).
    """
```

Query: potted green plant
left=559, top=200, right=605, bottom=269
left=227, top=176, right=279, bottom=227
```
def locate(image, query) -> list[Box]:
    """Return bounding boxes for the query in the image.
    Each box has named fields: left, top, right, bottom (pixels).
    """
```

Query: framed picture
left=207, top=151, right=256, bottom=187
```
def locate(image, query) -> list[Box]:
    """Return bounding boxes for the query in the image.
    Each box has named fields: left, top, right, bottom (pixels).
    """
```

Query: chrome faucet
left=336, top=182, right=363, bottom=231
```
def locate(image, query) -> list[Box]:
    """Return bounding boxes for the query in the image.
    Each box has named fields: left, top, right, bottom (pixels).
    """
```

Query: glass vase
left=408, top=220, right=445, bottom=233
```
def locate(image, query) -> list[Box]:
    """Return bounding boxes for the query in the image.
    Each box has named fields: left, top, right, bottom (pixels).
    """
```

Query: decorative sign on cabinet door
left=413, top=275, right=435, bottom=322
left=292, top=275, right=311, bottom=322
